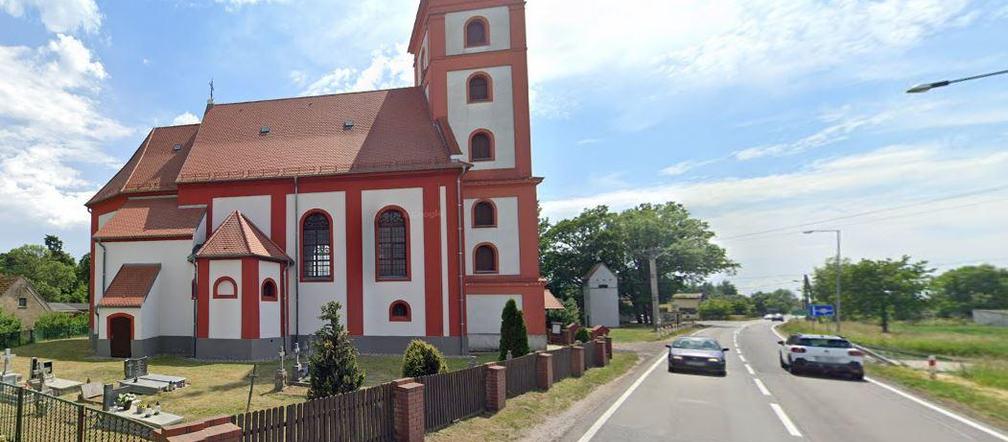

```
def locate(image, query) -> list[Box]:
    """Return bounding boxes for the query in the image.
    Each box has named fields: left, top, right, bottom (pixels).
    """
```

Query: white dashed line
left=738, top=354, right=747, bottom=363
left=753, top=377, right=771, bottom=396
left=770, top=403, right=803, bottom=437
left=745, top=364, right=755, bottom=375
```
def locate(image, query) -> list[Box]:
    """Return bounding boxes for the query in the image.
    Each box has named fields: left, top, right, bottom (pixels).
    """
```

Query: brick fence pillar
left=604, top=336, right=613, bottom=361
left=536, top=352, right=553, bottom=391
left=154, top=416, right=241, bottom=442
left=570, top=345, right=585, bottom=377
left=394, top=382, right=425, bottom=442
left=486, top=365, right=506, bottom=412
left=594, top=339, right=608, bottom=367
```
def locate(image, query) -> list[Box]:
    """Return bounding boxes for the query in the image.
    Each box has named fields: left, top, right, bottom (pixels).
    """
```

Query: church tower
left=409, top=0, right=546, bottom=349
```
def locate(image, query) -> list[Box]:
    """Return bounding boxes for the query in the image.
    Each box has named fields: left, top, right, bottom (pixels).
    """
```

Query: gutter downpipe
left=455, top=161, right=471, bottom=355
left=293, top=176, right=300, bottom=347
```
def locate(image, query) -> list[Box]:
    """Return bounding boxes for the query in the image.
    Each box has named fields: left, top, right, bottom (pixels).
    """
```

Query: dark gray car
left=666, top=337, right=729, bottom=376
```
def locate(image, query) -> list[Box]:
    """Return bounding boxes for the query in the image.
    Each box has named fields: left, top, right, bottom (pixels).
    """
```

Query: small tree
left=574, top=327, right=591, bottom=343
left=498, top=299, right=530, bottom=360
left=401, top=339, right=447, bottom=377
left=0, top=310, right=20, bottom=334
left=307, top=302, right=364, bottom=399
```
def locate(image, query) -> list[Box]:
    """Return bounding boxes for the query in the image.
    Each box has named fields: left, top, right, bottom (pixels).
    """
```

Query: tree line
left=810, top=256, right=1008, bottom=332
left=0, top=235, right=89, bottom=303
left=539, top=203, right=737, bottom=324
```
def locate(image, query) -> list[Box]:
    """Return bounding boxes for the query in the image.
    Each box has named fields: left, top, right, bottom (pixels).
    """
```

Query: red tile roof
left=177, top=87, right=460, bottom=183
left=544, top=289, right=564, bottom=310
left=99, top=264, right=160, bottom=308
left=93, top=198, right=205, bottom=241
left=196, top=211, right=290, bottom=262
left=87, top=124, right=199, bottom=206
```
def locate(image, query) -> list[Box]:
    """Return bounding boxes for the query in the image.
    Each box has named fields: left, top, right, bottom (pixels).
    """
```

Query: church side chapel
left=85, top=0, right=546, bottom=360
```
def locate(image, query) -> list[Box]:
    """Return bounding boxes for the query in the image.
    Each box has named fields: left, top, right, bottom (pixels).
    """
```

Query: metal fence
left=0, top=325, right=90, bottom=350
left=416, top=364, right=486, bottom=432
left=231, top=383, right=395, bottom=442
left=0, top=382, right=154, bottom=441
left=549, top=347, right=572, bottom=383
left=500, top=353, right=537, bottom=398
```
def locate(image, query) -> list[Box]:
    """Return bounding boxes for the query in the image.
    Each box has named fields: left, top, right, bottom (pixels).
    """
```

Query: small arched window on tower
left=389, top=300, right=411, bottom=322
left=465, top=17, right=489, bottom=47
left=470, top=130, right=493, bottom=161
left=474, top=244, right=498, bottom=274
left=473, top=200, right=496, bottom=228
left=467, top=73, right=491, bottom=103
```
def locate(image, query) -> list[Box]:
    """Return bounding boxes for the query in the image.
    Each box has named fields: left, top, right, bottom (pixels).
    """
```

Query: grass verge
left=867, top=363, right=1008, bottom=430
left=779, top=319, right=1008, bottom=359
left=428, top=352, right=638, bottom=442
left=609, top=324, right=697, bottom=343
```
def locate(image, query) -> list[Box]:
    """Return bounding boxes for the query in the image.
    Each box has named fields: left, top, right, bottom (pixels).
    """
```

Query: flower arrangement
left=115, top=393, right=136, bottom=410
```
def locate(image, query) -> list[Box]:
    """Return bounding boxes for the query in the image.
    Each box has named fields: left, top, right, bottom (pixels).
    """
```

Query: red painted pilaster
left=423, top=184, right=443, bottom=336
left=241, top=257, right=260, bottom=339
left=345, top=187, right=364, bottom=335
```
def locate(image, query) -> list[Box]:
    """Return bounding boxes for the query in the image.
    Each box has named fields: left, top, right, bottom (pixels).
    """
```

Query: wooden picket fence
left=500, top=353, right=537, bottom=398
left=549, top=347, right=572, bottom=382
left=415, top=365, right=487, bottom=432
left=230, top=383, right=395, bottom=442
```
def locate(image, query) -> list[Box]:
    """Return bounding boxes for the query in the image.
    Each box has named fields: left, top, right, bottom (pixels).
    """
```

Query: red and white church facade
left=86, top=0, right=545, bottom=360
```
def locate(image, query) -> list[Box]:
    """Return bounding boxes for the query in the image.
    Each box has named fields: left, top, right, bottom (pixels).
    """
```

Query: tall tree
left=812, top=256, right=930, bottom=332
left=539, top=206, right=626, bottom=308
left=751, top=289, right=800, bottom=315
left=0, top=243, right=80, bottom=302
left=931, top=265, right=1008, bottom=318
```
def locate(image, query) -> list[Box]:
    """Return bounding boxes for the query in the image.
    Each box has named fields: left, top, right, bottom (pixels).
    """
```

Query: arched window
left=474, top=244, right=498, bottom=274
left=389, top=300, right=411, bottom=322
left=261, top=279, right=277, bottom=301
left=470, top=130, right=493, bottom=161
left=473, top=200, right=496, bottom=228
left=376, top=207, right=409, bottom=280
left=213, top=277, right=237, bottom=299
left=467, top=73, right=491, bottom=102
left=302, top=211, right=332, bottom=281
left=465, top=17, right=488, bottom=47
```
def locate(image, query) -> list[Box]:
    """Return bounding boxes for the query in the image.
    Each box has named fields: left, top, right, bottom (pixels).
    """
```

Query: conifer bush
left=307, top=301, right=365, bottom=399
left=575, top=327, right=591, bottom=344
left=498, top=299, right=530, bottom=360
left=401, top=339, right=447, bottom=377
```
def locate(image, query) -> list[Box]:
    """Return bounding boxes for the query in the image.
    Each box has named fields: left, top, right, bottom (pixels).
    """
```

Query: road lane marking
left=738, top=354, right=746, bottom=363
left=745, top=364, right=755, bottom=375
left=768, top=322, right=1008, bottom=441
left=753, top=378, right=771, bottom=396
left=577, top=327, right=707, bottom=442
left=770, top=403, right=803, bottom=437
left=866, top=377, right=1008, bottom=441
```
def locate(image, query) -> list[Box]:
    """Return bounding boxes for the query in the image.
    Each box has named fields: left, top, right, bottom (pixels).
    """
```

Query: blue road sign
left=809, top=304, right=835, bottom=318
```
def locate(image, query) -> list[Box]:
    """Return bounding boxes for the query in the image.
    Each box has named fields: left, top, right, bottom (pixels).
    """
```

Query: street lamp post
left=906, top=69, right=1008, bottom=93
left=803, top=230, right=842, bottom=334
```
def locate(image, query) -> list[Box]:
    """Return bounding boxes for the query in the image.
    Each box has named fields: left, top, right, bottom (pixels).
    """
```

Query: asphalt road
left=572, top=320, right=1008, bottom=442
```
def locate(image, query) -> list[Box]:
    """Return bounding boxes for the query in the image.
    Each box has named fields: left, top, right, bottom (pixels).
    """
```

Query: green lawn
left=428, top=352, right=639, bottom=441
left=608, top=324, right=697, bottom=343
left=779, top=319, right=1008, bottom=359
left=7, top=338, right=496, bottom=422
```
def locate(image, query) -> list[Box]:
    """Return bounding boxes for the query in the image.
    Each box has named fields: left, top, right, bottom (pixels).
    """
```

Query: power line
left=718, top=184, right=1008, bottom=241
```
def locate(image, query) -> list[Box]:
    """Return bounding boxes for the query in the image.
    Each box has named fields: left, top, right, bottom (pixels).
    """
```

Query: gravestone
left=274, top=346, right=287, bottom=391
left=1, top=349, right=20, bottom=385
left=124, top=357, right=149, bottom=380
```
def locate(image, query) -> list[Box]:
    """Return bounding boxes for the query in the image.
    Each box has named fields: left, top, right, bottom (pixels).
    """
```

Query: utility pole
left=648, top=254, right=661, bottom=332
left=803, top=229, right=842, bottom=334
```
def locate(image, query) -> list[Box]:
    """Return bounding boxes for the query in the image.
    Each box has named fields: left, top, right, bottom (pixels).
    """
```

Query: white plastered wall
left=212, top=195, right=271, bottom=232
left=361, top=188, right=425, bottom=336
left=209, top=259, right=242, bottom=339
left=285, top=191, right=347, bottom=335
left=584, top=264, right=620, bottom=327
left=463, top=197, right=519, bottom=275
left=447, top=66, right=515, bottom=170
left=94, top=239, right=195, bottom=338
left=466, top=294, right=521, bottom=334
left=444, top=6, right=511, bottom=56
left=259, top=261, right=282, bottom=338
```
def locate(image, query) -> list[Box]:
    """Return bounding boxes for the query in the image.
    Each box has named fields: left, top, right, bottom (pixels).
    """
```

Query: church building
left=85, top=0, right=545, bottom=360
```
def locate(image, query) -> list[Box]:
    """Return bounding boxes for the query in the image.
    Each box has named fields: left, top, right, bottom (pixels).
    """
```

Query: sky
left=1, top=0, right=1007, bottom=295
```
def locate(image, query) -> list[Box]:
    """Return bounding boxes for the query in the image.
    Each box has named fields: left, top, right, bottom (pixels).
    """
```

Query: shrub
left=546, top=297, right=581, bottom=326
left=33, top=312, right=87, bottom=340
left=0, top=310, right=20, bottom=334
left=308, top=301, right=365, bottom=399
left=401, top=339, right=447, bottom=377
left=498, top=299, right=530, bottom=360
left=575, top=327, right=591, bottom=343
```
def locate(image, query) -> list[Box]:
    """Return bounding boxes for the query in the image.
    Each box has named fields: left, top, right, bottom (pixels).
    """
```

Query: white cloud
left=0, top=0, right=101, bottom=33
left=213, top=0, right=287, bottom=12
left=660, top=160, right=714, bottom=176
left=171, top=112, right=200, bottom=125
left=576, top=138, right=602, bottom=146
left=301, top=44, right=412, bottom=95
left=0, top=35, right=130, bottom=228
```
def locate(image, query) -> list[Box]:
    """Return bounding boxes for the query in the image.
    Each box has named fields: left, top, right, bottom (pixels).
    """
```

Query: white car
left=763, top=314, right=774, bottom=320
left=778, top=333, right=864, bottom=380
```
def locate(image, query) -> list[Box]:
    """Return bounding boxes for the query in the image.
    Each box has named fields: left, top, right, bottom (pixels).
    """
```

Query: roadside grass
left=959, top=361, right=1008, bottom=391
left=428, top=352, right=638, bottom=442
left=778, top=319, right=1008, bottom=359
left=609, top=324, right=697, bottom=343
left=8, top=338, right=495, bottom=421
left=867, top=364, right=1008, bottom=430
